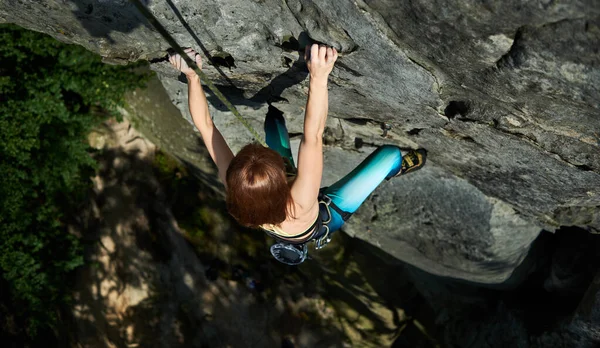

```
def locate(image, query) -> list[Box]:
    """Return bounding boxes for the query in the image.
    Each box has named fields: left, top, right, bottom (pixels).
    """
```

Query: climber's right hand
left=304, top=43, right=338, bottom=82
left=169, top=48, right=203, bottom=78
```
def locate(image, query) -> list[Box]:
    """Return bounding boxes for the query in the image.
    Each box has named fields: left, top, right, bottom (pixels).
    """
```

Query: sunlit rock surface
left=2, top=0, right=599, bottom=320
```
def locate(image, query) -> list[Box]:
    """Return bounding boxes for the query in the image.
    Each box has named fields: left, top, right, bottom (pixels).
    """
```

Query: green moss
left=153, top=151, right=183, bottom=177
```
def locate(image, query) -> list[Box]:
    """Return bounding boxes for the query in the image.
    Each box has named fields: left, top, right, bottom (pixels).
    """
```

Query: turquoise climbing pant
left=264, top=111, right=403, bottom=233
left=264, top=106, right=296, bottom=173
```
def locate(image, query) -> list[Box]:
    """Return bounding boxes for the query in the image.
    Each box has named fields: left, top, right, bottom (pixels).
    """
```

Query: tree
left=0, top=24, right=148, bottom=341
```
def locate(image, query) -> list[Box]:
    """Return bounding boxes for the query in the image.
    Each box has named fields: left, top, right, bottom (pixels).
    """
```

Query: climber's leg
left=264, top=105, right=295, bottom=172
left=322, top=145, right=403, bottom=232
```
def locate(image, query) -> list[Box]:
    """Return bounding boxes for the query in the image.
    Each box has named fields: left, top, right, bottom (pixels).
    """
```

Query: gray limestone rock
left=2, top=0, right=599, bottom=287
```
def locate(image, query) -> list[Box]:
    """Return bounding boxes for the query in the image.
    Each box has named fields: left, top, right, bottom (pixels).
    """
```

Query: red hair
left=226, top=143, right=294, bottom=228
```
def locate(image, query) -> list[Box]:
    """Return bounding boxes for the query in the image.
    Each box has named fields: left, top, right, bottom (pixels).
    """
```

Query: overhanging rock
left=3, top=0, right=599, bottom=284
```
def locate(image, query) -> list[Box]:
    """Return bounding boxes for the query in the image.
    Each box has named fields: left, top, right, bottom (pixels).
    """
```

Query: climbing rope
left=129, top=0, right=267, bottom=146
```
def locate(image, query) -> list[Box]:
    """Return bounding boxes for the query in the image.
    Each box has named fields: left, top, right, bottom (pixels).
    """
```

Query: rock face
left=2, top=0, right=599, bottom=285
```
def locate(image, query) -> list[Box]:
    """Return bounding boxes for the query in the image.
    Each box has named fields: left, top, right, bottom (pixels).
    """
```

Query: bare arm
left=170, top=49, right=234, bottom=185
left=291, top=44, right=338, bottom=211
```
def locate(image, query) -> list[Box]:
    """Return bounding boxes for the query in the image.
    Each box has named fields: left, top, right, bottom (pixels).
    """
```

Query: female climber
left=169, top=44, right=426, bottom=265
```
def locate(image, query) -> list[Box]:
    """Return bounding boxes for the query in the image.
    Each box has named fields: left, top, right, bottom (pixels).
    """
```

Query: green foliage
left=0, top=24, right=148, bottom=338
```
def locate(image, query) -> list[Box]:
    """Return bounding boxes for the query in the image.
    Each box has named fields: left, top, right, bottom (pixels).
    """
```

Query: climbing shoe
left=397, top=149, right=427, bottom=176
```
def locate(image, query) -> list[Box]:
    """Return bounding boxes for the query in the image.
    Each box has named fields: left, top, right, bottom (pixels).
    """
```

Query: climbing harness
left=129, top=0, right=266, bottom=146
left=266, top=192, right=352, bottom=265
